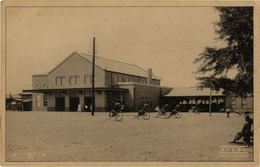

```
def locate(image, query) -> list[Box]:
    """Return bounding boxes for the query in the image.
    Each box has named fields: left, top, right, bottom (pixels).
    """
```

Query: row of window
left=231, top=97, right=248, bottom=109
left=114, top=75, right=157, bottom=85
left=55, top=75, right=158, bottom=86
left=55, top=75, right=92, bottom=86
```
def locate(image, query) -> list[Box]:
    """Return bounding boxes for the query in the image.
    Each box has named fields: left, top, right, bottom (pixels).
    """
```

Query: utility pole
left=91, top=37, right=95, bottom=116
left=209, top=87, right=212, bottom=117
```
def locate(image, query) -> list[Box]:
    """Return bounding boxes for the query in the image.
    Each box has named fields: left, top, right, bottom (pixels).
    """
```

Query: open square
left=5, top=111, right=253, bottom=162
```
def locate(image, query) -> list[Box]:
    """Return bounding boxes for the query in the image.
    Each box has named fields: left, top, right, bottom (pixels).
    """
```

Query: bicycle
left=166, top=109, right=182, bottom=119
left=155, top=109, right=168, bottom=119
left=108, top=109, right=123, bottom=121
left=134, top=109, right=150, bottom=120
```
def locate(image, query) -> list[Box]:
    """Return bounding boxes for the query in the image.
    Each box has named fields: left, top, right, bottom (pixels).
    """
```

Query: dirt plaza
left=5, top=111, right=253, bottom=162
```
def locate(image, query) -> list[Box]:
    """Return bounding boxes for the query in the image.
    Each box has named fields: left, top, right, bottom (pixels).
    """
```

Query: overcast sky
left=6, top=7, right=227, bottom=94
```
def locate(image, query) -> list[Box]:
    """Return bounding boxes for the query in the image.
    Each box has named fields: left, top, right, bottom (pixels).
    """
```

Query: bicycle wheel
left=195, top=110, right=200, bottom=114
left=142, top=112, right=150, bottom=120
left=109, top=110, right=117, bottom=121
left=155, top=112, right=160, bottom=118
left=116, top=111, right=123, bottom=121
left=163, top=112, right=169, bottom=119
left=175, top=112, right=182, bottom=118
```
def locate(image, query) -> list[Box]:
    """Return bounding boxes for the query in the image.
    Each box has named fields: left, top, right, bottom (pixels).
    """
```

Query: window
left=84, top=74, right=92, bottom=84
left=43, top=94, right=48, bottom=106
left=69, top=75, right=80, bottom=85
left=118, top=76, right=122, bottom=82
left=36, top=94, right=41, bottom=107
left=56, top=76, right=65, bottom=85
left=242, top=98, right=247, bottom=108
left=231, top=97, right=236, bottom=109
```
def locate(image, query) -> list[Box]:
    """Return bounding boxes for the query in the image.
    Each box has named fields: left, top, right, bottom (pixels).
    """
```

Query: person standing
left=77, top=103, right=82, bottom=112
left=226, top=107, right=230, bottom=118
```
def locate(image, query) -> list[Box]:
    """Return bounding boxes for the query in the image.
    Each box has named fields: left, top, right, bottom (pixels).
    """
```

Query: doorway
left=84, top=97, right=92, bottom=112
left=69, top=97, right=79, bottom=111
left=56, top=97, right=65, bottom=111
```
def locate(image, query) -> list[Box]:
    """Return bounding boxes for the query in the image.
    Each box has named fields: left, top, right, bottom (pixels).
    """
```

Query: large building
left=24, top=52, right=172, bottom=112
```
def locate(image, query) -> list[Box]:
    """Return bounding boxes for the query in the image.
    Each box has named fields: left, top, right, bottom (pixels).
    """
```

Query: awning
left=23, top=87, right=129, bottom=93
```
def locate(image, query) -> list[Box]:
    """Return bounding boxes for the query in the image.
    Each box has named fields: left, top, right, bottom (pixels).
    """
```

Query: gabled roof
left=165, top=87, right=224, bottom=97
left=47, top=52, right=160, bottom=80
left=78, top=53, right=160, bottom=80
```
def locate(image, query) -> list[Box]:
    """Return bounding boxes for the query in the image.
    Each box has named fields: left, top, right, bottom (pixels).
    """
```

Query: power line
left=98, top=41, right=225, bottom=56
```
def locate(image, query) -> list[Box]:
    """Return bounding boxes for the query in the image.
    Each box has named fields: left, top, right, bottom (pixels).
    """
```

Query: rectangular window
left=242, top=98, right=247, bottom=108
left=231, top=97, right=236, bottom=109
left=69, top=75, right=80, bottom=85
left=43, top=94, right=48, bottom=106
left=36, top=94, right=41, bottom=107
left=55, top=76, right=65, bottom=85
left=118, top=76, right=122, bottom=82
left=84, top=74, right=89, bottom=84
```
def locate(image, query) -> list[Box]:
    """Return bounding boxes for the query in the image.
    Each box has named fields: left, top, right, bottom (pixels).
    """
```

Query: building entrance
left=70, top=97, right=79, bottom=111
left=56, top=97, right=65, bottom=111
left=84, top=97, right=92, bottom=112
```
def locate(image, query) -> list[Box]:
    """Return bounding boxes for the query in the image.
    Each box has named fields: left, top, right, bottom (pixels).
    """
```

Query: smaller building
left=6, top=93, right=33, bottom=111
left=19, top=93, right=33, bottom=111
left=163, top=87, right=225, bottom=112
left=163, top=87, right=253, bottom=113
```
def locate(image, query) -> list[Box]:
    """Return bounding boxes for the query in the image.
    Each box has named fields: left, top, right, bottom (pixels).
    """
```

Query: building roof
left=165, top=87, right=224, bottom=97
left=78, top=53, right=160, bottom=80
left=23, top=87, right=129, bottom=93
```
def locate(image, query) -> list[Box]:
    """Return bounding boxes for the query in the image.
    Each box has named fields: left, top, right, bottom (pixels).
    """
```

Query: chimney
left=147, top=68, right=152, bottom=85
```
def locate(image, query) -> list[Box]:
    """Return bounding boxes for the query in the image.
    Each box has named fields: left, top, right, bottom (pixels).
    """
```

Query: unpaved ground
left=5, top=111, right=253, bottom=162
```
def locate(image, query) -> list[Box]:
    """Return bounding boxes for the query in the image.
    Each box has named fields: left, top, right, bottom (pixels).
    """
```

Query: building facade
left=162, top=87, right=253, bottom=113
left=24, top=52, right=172, bottom=112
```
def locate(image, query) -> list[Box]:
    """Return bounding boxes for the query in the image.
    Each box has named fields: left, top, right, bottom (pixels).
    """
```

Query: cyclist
left=110, top=102, right=121, bottom=117
left=138, top=103, right=149, bottom=116
left=162, top=104, right=170, bottom=114
left=169, top=104, right=181, bottom=116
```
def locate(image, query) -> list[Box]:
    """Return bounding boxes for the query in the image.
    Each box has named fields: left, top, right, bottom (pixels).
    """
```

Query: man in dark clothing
left=138, top=103, right=148, bottom=116
left=162, top=104, right=170, bottom=114
left=231, top=116, right=253, bottom=145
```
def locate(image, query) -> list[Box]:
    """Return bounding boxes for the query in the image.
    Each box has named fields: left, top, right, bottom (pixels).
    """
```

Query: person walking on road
left=77, top=103, right=82, bottom=112
left=226, top=107, right=230, bottom=118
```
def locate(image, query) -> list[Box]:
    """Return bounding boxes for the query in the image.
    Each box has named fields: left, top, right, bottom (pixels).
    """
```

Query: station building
left=24, top=52, right=172, bottom=112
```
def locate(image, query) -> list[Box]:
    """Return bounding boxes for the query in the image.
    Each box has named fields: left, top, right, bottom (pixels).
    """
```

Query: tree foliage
left=194, top=7, right=253, bottom=96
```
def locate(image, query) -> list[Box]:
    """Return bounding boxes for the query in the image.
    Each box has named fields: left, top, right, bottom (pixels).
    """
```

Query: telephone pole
left=91, top=37, right=95, bottom=116
left=209, top=87, right=212, bottom=117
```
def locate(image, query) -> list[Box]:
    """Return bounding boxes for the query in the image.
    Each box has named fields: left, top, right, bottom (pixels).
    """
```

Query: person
left=231, top=116, right=253, bottom=145
left=138, top=103, right=148, bottom=116
left=168, top=104, right=181, bottom=118
left=110, top=102, right=121, bottom=117
left=77, top=103, right=82, bottom=112
left=226, top=107, right=230, bottom=118
left=162, top=104, right=170, bottom=114
left=155, top=105, right=160, bottom=112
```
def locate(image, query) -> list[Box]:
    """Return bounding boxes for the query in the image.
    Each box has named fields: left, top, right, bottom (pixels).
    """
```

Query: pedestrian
left=77, top=103, right=82, bottom=112
left=226, top=107, right=230, bottom=118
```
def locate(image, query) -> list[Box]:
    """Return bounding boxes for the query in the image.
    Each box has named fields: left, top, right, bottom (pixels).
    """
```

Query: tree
left=194, top=7, right=253, bottom=96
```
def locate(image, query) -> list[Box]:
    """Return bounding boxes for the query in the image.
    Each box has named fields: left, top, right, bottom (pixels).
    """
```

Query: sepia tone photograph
left=1, top=0, right=259, bottom=166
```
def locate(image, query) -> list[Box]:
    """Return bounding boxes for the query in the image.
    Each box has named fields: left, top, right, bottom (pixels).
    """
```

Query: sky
left=5, top=6, right=227, bottom=95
